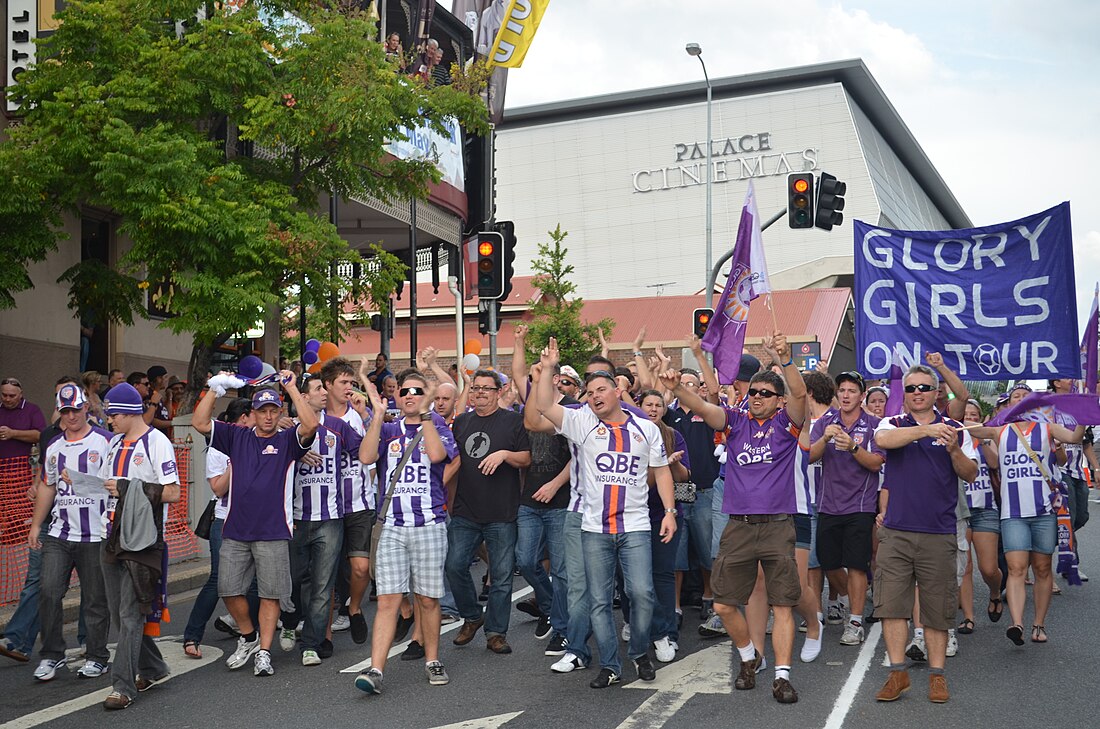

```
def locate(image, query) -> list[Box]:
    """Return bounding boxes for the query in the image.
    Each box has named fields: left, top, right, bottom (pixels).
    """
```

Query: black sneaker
left=350, top=613, right=368, bottom=645
left=545, top=634, right=568, bottom=656
left=214, top=616, right=240, bottom=637
left=318, top=639, right=333, bottom=659
left=395, top=613, right=415, bottom=643
left=634, top=655, right=656, bottom=682
left=401, top=640, right=426, bottom=661
left=534, top=615, right=552, bottom=640
left=516, top=598, right=542, bottom=619
left=589, top=668, right=621, bottom=689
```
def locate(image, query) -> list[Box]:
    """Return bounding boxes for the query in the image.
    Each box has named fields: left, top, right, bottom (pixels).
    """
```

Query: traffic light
left=693, top=308, right=714, bottom=338
left=496, top=220, right=517, bottom=300
left=478, top=300, right=501, bottom=335
left=814, top=172, right=847, bottom=231
left=787, top=173, right=814, bottom=229
left=476, top=231, right=505, bottom=299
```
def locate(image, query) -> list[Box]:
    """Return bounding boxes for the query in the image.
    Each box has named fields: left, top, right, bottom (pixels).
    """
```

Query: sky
left=494, top=0, right=1100, bottom=335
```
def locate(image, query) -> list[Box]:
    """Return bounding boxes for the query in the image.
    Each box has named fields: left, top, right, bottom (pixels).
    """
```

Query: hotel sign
left=632, top=132, right=818, bottom=193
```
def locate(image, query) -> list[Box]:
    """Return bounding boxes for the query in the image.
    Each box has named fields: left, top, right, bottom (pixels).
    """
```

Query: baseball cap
left=56, top=383, right=87, bottom=412
left=147, top=365, right=168, bottom=380
left=835, top=370, right=866, bottom=392
left=104, top=383, right=145, bottom=415
left=736, top=354, right=762, bottom=383
left=559, top=365, right=581, bottom=386
left=251, top=388, right=283, bottom=410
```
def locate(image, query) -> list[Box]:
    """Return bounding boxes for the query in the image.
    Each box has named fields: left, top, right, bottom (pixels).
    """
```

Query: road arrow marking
left=616, top=641, right=734, bottom=729
left=428, top=711, right=524, bottom=729
left=1, top=638, right=223, bottom=729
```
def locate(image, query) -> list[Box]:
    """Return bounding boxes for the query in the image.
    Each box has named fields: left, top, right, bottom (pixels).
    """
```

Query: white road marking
left=340, top=586, right=534, bottom=673
left=1, top=639, right=223, bottom=729
left=616, top=641, right=733, bottom=729
left=428, top=711, right=524, bottom=729
left=822, top=620, right=883, bottom=729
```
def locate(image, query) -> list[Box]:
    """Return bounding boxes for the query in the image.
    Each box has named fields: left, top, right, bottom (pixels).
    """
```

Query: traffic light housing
left=496, top=220, right=517, bottom=300
left=478, top=300, right=501, bottom=335
left=814, top=172, right=846, bottom=231
left=476, top=231, right=505, bottom=299
left=787, top=173, right=814, bottom=229
left=693, top=308, right=714, bottom=338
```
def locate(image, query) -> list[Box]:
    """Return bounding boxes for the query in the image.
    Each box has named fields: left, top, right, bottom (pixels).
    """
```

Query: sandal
left=1031, top=625, right=1048, bottom=643
left=1051, top=584, right=1062, bottom=596
left=1006, top=624, right=1025, bottom=646
left=987, top=598, right=1004, bottom=623
left=183, top=640, right=202, bottom=659
left=957, top=618, right=975, bottom=634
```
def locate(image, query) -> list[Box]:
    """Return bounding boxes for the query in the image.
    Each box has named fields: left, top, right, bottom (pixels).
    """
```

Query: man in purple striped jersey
left=28, top=384, right=112, bottom=682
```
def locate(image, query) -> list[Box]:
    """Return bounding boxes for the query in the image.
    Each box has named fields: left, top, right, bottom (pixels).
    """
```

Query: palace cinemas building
left=495, top=59, right=972, bottom=301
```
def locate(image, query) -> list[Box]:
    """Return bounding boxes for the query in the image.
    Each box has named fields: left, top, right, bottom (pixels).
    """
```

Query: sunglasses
left=584, top=370, right=616, bottom=384
left=747, top=388, right=779, bottom=398
left=839, top=370, right=865, bottom=386
left=904, top=383, right=936, bottom=393
left=399, top=387, right=425, bottom=397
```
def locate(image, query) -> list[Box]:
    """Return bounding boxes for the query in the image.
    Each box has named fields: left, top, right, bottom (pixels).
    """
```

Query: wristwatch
left=849, top=441, right=858, bottom=453
left=665, top=508, right=677, bottom=514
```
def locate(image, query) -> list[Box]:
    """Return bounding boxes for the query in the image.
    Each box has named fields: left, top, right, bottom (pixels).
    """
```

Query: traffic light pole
left=706, top=206, right=786, bottom=302
left=488, top=296, right=498, bottom=369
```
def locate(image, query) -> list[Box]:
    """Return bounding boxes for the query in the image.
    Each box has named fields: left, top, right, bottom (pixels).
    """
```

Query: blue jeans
left=515, top=505, right=568, bottom=635
left=281, top=519, right=344, bottom=651
left=563, top=510, right=591, bottom=663
left=584, top=530, right=654, bottom=673
left=676, top=487, right=714, bottom=571
left=3, top=546, right=42, bottom=654
left=621, top=517, right=682, bottom=643
left=445, top=516, right=517, bottom=637
left=711, top=474, right=726, bottom=560
left=1001, top=514, right=1057, bottom=555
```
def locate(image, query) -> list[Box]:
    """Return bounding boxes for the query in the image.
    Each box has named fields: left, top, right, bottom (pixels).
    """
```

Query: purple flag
left=702, top=182, right=770, bottom=384
left=986, top=392, right=1100, bottom=428
left=1082, top=284, right=1098, bottom=394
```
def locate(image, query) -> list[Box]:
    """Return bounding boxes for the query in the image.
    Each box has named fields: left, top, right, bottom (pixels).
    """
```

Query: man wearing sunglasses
left=662, top=332, right=807, bottom=705
left=872, top=364, right=978, bottom=705
left=809, top=371, right=886, bottom=648
left=447, top=370, right=531, bottom=655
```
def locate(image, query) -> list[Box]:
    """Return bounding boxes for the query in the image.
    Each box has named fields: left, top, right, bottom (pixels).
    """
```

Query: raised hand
left=925, top=351, right=945, bottom=369
left=658, top=369, right=681, bottom=391
left=772, top=332, right=790, bottom=363
left=279, top=369, right=297, bottom=389
left=633, top=326, right=647, bottom=352
left=542, top=337, right=560, bottom=367
left=514, top=322, right=528, bottom=340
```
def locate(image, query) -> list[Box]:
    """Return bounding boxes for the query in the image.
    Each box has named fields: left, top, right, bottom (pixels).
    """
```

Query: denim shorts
left=968, top=507, right=1001, bottom=534
left=1000, top=514, right=1057, bottom=555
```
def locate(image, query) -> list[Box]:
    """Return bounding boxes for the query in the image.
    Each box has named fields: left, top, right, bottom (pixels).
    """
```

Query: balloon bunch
left=461, top=339, right=482, bottom=374
left=238, top=355, right=278, bottom=385
left=301, top=338, right=341, bottom=374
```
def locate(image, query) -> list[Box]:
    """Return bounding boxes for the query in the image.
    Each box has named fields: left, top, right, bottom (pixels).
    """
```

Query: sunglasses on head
left=747, top=387, right=779, bottom=398
left=584, top=370, right=616, bottom=384
left=904, top=383, right=936, bottom=393
left=399, top=386, right=425, bottom=397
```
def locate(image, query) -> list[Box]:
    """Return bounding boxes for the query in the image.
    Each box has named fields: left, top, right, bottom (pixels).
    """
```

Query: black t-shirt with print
left=452, top=407, right=531, bottom=523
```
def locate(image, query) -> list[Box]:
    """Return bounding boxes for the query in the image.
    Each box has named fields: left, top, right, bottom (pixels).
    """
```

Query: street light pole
left=686, top=43, right=713, bottom=307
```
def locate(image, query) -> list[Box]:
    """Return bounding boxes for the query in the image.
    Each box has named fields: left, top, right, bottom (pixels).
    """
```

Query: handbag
left=369, top=429, right=425, bottom=580
left=194, top=498, right=217, bottom=540
left=674, top=482, right=697, bottom=504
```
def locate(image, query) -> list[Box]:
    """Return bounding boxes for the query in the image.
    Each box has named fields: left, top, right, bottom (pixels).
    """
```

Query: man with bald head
left=435, top=382, right=458, bottom=424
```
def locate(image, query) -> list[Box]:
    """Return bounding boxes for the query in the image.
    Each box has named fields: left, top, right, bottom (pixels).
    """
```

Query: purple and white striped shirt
left=44, top=427, right=113, bottom=542
left=998, top=422, right=1057, bottom=519
left=338, top=406, right=376, bottom=514
left=294, top=413, right=362, bottom=521
left=965, top=445, right=996, bottom=511
left=376, top=414, right=457, bottom=527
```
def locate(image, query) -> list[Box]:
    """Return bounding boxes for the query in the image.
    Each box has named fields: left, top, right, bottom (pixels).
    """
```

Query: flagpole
left=766, top=293, right=779, bottom=335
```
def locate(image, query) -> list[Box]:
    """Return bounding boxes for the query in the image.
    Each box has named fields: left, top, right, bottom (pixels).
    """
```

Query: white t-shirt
left=44, top=427, right=113, bottom=542
left=205, top=446, right=230, bottom=520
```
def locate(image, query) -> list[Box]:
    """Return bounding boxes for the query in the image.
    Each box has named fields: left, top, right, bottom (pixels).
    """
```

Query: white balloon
left=461, top=353, right=480, bottom=371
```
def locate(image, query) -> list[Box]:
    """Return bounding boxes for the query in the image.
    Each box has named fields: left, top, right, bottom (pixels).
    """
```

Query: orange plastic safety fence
left=166, top=441, right=200, bottom=563
left=0, top=456, right=35, bottom=605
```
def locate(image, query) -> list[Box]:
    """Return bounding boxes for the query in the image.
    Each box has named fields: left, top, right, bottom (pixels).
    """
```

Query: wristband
left=633, top=350, right=644, bottom=357
left=665, top=508, right=677, bottom=514
left=781, top=358, right=793, bottom=367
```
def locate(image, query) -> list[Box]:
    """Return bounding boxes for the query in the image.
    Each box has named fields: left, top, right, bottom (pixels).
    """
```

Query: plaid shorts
left=374, top=521, right=448, bottom=598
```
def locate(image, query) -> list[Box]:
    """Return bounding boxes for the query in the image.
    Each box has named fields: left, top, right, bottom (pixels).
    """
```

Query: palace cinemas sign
left=632, top=132, right=818, bottom=193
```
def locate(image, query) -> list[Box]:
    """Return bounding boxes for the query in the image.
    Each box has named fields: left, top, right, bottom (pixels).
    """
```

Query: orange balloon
left=307, top=361, right=322, bottom=374
left=464, top=338, right=482, bottom=356
left=317, top=342, right=340, bottom=362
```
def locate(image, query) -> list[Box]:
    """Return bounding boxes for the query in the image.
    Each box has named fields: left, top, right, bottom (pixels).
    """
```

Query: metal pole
left=379, top=0, right=386, bottom=43
left=488, top=302, right=498, bottom=369
left=702, top=62, right=713, bottom=308
left=706, top=207, right=786, bottom=300
left=298, top=275, right=306, bottom=360
left=409, top=199, right=418, bottom=367
left=448, top=273, right=464, bottom=394
left=329, top=192, right=339, bottom=343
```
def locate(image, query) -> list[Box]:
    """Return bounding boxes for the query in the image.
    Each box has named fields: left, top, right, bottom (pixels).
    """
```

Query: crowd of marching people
left=1, top=329, right=1095, bottom=709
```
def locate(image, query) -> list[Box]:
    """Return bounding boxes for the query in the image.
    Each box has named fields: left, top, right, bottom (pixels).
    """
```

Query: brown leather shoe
left=772, top=677, right=799, bottom=704
left=0, top=643, right=29, bottom=663
left=875, top=670, right=911, bottom=701
left=486, top=635, right=513, bottom=654
left=734, top=651, right=761, bottom=690
left=928, top=674, right=949, bottom=703
left=103, top=691, right=134, bottom=710
left=453, top=618, right=484, bottom=646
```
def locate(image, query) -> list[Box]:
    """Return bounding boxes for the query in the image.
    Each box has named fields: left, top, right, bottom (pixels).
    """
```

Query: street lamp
left=685, top=43, right=713, bottom=307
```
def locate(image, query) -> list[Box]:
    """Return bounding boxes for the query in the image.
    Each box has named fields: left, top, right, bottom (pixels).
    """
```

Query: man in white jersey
left=29, top=384, right=112, bottom=682
left=534, top=338, right=677, bottom=689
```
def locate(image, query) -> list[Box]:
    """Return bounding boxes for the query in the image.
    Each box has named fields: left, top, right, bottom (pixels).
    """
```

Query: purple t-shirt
left=294, top=412, right=363, bottom=521
left=810, top=408, right=885, bottom=515
left=647, top=429, right=690, bottom=524
left=722, top=407, right=808, bottom=515
left=212, top=421, right=313, bottom=541
left=874, top=411, right=977, bottom=535
left=376, top=413, right=457, bottom=527
left=0, top=399, right=47, bottom=459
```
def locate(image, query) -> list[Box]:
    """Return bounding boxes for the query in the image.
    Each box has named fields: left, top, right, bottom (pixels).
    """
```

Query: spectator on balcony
left=384, top=32, right=406, bottom=71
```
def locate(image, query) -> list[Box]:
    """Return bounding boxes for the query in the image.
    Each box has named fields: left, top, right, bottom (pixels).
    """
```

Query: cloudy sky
left=496, top=0, right=1100, bottom=334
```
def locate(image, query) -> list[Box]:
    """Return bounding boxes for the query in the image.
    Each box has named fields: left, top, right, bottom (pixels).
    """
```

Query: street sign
left=794, top=340, right=821, bottom=370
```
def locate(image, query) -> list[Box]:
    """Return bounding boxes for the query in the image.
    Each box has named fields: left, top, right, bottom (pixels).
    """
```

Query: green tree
left=0, top=0, right=486, bottom=410
left=523, top=225, right=613, bottom=368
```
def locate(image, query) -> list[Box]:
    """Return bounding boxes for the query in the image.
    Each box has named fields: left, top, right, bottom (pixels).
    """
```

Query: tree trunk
left=178, top=335, right=229, bottom=415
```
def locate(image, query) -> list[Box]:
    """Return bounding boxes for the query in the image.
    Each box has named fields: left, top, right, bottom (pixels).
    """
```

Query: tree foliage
left=0, top=0, right=487, bottom=407
left=522, top=225, right=613, bottom=369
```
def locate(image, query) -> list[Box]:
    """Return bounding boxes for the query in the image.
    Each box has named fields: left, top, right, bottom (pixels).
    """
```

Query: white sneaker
left=905, top=633, right=927, bottom=662
left=620, top=623, right=631, bottom=643
left=279, top=628, right=296, bottom=652
left=253, top=649, right=274, bottom=677
left=331, top=615, right=351, bottom=632
left=946, top=629, right=959, bottom=658
left=226, top=635, right=261, bottom=670
left=301, top=650, right=321, bottom=666
left=698, top=613, right=728, bottom=637
left=801, top=620, right=824, bottom=663
left=653, top=637, right=676, bottom=663
left=77, top=660, right=110, bottom=678
left=33, top=658, right=66, bottom=682
left=840, top=621, right=866, bottom=646
left=550, top=652, right=587, bottom=673
left=1078, top=569, right=1089, bottom=582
